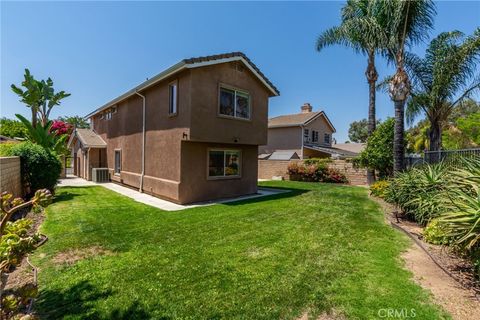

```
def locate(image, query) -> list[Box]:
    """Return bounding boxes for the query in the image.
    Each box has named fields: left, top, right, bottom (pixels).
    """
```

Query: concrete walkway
left=58, top=176, right=288, bottom=211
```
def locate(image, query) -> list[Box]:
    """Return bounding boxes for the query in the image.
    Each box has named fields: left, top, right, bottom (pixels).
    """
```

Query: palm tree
left=316, top=0, right=387, bottom=183
left=405, top=29, right=480, bottom=153
left=381, top=0, right=436, bottom=172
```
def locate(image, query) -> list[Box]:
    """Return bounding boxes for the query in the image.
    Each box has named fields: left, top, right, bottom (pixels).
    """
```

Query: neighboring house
left=68, top=52, right=279, bottom=204
left=259, top=103, right=358, bottom=159
left=333, top=143, right=366, bottom=155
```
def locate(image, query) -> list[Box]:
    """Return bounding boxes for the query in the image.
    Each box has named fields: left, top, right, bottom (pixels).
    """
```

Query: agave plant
left=15, top=114, right=68, bottom=154
left=385, top=162, right=450, bottom=224
left=439, top=188, right=480, bottom=249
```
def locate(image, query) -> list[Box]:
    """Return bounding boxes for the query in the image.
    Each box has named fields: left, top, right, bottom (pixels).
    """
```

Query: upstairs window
left=208, top=149, right=241, bottom=178
left=324, top=133, right=331, bottom=144
left=169, top=81, right=178, bottom=115
left=311, top=130, right=319, bottom=143
left=303, top=129, right=310, bottom=142
left=219, top=87, right=250, bottom=120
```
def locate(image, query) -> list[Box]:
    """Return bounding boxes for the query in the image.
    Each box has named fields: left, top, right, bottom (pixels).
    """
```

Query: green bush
left=357, top=118, right=395, bottom=178
left=303, top=158, right=332, bottom=166
left=287, top=162, right=348, bottom=183
left=369, top=180, right=390, bottom=198
left=0, top=142, right=19, bottom=156
left=423, top=219, right=450, bottom=245
left=384, top=162, right=450, bottom=225
left=4, top=142, right=61, bottom=195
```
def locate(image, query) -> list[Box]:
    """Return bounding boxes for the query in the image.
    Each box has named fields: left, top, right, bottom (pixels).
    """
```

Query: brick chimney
left=301, top=103, right=313, bottom=113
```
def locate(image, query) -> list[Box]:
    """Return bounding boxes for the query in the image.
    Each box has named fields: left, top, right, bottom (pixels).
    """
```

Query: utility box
left=92, top=168, right=109, bottom=183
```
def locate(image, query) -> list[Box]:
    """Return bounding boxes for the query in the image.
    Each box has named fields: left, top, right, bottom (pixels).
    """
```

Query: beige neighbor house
left=259, top=103, right=358, bottom=160
left=68, top=52, right=279, bottom=204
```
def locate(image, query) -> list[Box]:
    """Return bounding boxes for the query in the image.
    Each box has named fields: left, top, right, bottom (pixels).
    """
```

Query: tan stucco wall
left=304, top=115, right=335, bottom=147
left=189, top=63, right=270, bottom=145
left=88, top=61, right=271, bottom=203
left=0, top=157, right=22, bottom=198
left=179, top=142, right=258, bottom=203
left=258, top=126, right=302, bottom=154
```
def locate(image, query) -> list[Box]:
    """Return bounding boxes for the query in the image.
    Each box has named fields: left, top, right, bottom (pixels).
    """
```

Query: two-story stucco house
left=68, top=52, right=279, bottom=204
left=259, top=103, right=357, bottom=159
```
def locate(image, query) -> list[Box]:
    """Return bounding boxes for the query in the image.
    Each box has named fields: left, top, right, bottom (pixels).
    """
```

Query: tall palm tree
left=405, top=29, right=480, bottom=152
left=316, top=0, right=387, bottom=183
left=381, top=0, right=436, bottom=172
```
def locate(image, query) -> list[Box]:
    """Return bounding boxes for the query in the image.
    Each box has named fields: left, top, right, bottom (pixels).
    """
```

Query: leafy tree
left=11, top=69, right=70, bottom=127
left=448, top=99, right=480, bottom=124
left=0, top=118, right=27, bottom=139
left=456, top=112, right=480, bottom=145
left=58, top=115, right=90, bottom=129
left=348, top=118, right=381, bottom=143
left=381, top=0, right=436, bottom=172
left=316, top=0, right=389, bottom=183
left=358, top=118, right=395, bottom=178
left=405, top=30, right=480, bottom=152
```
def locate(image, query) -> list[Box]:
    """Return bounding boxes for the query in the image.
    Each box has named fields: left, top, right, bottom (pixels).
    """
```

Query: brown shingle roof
left=74, top=128, right=107, bottom=148
left=268, top=112, right=321, bottom=128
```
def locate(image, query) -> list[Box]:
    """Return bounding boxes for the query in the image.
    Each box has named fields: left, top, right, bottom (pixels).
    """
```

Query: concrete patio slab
left=58, top=176, right=289, bottom=211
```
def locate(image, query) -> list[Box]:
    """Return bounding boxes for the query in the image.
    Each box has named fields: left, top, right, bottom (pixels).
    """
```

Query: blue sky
left=2, top=1, right=479, bottom=142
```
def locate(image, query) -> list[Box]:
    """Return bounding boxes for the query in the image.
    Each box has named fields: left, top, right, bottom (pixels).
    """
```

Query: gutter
left=135, top=91, right=146, bottom=193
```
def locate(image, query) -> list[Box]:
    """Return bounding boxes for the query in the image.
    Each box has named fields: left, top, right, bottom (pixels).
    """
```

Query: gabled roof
left=268, top=111, right=336, bottom=132
left=334, top=143, right=366, bottom=154
left=67, top=128, right=107, bottom=149
left=85, top=52, right=279, bottom=118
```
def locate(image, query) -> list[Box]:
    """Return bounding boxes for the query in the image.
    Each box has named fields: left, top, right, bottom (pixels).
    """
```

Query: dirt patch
left=372, top=196, right=480, bottom=319
left=52, top=246, right=114, bottom=266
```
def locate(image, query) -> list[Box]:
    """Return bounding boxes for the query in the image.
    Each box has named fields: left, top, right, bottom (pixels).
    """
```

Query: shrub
left=370, top=180, right=390, bottom=198
left=384, top=162, right=450, bottom=225
left=303, top=158, right=331, bottom=166
left=5, top=142, right=62, bottom=195
left=357, top=118, right=395, bottom=178
left=0, top=142, right=19, bottom=156
left=287, top=162, right=347, bottom=183
left=423, top=219, right=450, bottom=245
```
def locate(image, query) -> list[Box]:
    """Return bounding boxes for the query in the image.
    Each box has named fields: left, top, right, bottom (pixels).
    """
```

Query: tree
left=358, top=118, right=395, bottom=178
left=316, top=0, right=388, bottom=183
left=405, top=30, right=480, bottom=152
left=348, top=118, right=381, bottom=143
left=58, top=115, right=90, bottom=129
left=456, top=113, right=480, bottom=145
left=0, top=118, right=27, bottom=139
left=15, top=114, right=68, bottom=154
left=382, top=0, right=436, bottom=172
left=11, top=69, right=70, bottom=127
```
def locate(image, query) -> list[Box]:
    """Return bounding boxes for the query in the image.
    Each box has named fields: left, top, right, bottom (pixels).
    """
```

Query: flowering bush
left=50, top=120, right=72, bottom=136
left=369, top=180, right=390, bottom=198
left=287, top=162, right=347, bottom=183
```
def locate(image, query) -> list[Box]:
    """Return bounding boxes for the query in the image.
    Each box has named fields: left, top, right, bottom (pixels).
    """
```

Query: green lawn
left=33, top=181, right=449, bottom=319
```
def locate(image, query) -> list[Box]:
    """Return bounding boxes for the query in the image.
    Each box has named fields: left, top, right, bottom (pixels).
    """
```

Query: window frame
left=114, top=149, right=122, bottom=175
left=324, top=133, right=331, bottom=144
left=207, top=148, right=242, bottom=180
left=304, top=128, right=310, bottom=143
left=218, top=84, right=251, bottom=121
left=168, top=80, right=178, bottom=116
left=311, top=130, right=319, bottom=143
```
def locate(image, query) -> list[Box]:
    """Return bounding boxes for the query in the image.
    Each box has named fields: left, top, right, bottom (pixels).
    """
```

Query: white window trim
left=207, top=148, right=242, bottom=180
left=218, top=85, right=251, bottom=121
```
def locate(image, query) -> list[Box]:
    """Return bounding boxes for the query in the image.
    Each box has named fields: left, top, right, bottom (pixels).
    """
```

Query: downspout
left=300, top=125, right=304, bottom=159
left=135, top=91, right=146, bottom=193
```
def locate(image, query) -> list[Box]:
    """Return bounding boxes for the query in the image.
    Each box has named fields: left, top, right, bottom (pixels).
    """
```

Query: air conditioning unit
left=92, top=168, right=110, bottom=183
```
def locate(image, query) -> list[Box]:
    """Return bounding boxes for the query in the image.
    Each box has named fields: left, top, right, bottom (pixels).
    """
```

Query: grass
left=32, top=181, right=449, bottom=319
